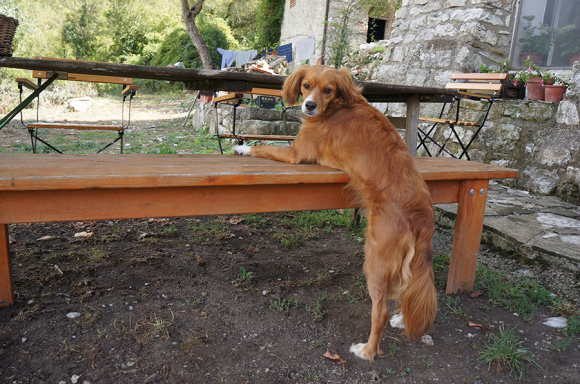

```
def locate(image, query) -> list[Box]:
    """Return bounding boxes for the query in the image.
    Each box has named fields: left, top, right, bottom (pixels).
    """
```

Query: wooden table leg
left=446, top=179, right=489, bottom=295
left=0, top=224, right=14, bottom=306
left=405, top=93, right=420, bottom=156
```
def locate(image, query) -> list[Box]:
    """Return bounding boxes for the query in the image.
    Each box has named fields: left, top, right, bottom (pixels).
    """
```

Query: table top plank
left=0, top=154, right=519, bottom=192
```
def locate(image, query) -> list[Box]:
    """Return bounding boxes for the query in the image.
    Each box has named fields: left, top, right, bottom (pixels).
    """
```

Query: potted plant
left=519, top=15, right=555, bottom=66
left=558, top=25, right=580, bottom=66
left=544, top=75, right=570, bottom=102
left=514, top=57, right=546, bottom=100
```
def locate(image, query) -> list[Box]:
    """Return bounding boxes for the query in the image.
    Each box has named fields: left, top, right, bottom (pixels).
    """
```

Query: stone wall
left=406, top=62, right=580, bottom=204
left=348, top=0, right=514, bottom=87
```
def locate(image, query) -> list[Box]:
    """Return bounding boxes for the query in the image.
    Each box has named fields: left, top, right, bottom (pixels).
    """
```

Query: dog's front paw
left=233, top=145, right=251, bottom=156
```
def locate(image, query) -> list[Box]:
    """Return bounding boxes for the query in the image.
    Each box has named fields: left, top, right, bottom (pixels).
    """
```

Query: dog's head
left=282, top=65, right=365, bottom=118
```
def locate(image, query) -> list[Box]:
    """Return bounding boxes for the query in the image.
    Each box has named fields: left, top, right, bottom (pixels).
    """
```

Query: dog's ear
left=336, top=67, right=364, bottom=108
left=283, top=65, right=309, bottom=105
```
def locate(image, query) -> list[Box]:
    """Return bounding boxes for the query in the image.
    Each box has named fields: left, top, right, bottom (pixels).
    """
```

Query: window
left=513, top=0, right=580, bottom=68
left=367, top=18, right=386, bottom=43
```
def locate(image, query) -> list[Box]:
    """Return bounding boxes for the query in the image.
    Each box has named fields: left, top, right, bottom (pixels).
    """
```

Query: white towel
left=295, top=35, right=316, bottom=63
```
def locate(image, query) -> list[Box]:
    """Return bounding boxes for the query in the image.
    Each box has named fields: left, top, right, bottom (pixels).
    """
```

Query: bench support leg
left=446, top=179, right=488, bottom=295
left=0, top=224, right=14, bottom=306
left=405, top=94, right=420, bottom=156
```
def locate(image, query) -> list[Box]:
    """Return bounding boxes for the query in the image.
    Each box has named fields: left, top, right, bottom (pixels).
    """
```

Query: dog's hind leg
left=349, top=237, right=390, bottom=361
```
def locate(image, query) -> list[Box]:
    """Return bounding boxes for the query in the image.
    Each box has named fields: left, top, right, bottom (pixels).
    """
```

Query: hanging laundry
left=217, top=48, right=236, bottom=69
left=276, top=43, right=293, bottom=63
left=235, top=50, right=258, bottom=66
left=295, top=35, right=315, bottom=63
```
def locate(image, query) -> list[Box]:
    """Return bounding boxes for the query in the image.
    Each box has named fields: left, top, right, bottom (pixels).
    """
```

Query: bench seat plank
left=445, top=83, right=503, bottom=91
left=15, top=78, right=38, bottom=90
left=220, top=133, right=295, bottom=141
left=450, top=73, right=508, bottom=81
left=26, top=123, right=123, bottom=131
left=0, top=154, right=519, bottom=192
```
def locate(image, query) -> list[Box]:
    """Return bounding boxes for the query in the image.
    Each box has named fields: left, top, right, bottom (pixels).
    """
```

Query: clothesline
left=217, top=35, right=316, bottom=70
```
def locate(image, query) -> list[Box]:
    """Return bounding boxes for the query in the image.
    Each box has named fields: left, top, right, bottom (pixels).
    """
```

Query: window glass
left=513, top=0, right=580, bottom=67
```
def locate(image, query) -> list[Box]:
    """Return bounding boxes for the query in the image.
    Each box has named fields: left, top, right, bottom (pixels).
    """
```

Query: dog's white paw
left=390, top=313, right=405, bottom=329
left=349, top=343, right=368, bottom=359
left=233, top=145, right=251, bottom=156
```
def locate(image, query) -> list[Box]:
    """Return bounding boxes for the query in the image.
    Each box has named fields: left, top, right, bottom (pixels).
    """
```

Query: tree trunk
left=180, top=0, right=216, bottom=70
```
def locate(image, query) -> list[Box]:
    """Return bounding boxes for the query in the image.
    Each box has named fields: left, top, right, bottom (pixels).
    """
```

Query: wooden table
left=0, top=57, right=458, bottom=155
left=0, top=154, right=518, bottom=305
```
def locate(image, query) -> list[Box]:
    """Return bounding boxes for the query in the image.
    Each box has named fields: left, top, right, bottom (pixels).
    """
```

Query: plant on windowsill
left=518, top=15, right=556, bottom=66
left=513, top=57, right=555, bottom=101
left=557, top=25, right=580, bottom=67
left=544, top=74, right=571, bottom=102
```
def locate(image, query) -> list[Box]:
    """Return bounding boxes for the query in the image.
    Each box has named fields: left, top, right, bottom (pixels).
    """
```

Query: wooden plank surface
left=450, top=73, right=508, bottom=80
left=446, top=83, right=503, bottom=91
left=0, top=154, right=519, bottom=192
left=220, top=133, right=295, bottom=141
left=32, top=70, right=133, bottom=85
left=15, top=78, right=38, bottom=90
left=26, top=123, right=123, bottom=131
left=0, top=57, right=458, bottom=99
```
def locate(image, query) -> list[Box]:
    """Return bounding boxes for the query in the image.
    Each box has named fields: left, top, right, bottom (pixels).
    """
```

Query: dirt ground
left=1, top=95, right=579, bottom=384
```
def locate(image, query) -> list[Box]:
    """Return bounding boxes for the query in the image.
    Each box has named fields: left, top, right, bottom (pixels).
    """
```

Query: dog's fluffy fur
left=233, top=65, right=437, bottom=362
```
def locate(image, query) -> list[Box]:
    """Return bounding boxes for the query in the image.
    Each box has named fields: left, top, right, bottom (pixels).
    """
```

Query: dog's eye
left=303, top=83, right=310, bottom=90
left=323, top=88, right=332, bottom=94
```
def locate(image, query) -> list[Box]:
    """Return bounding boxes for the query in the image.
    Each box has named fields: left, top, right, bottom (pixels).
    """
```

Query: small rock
left=67, top=312, right=81, bottom=319
left=543, top=317, right=568, bottom=328
left=421, top=334, right=434, bottom=346
left=71, top=374, right=80, bottom=383
left=21, top=337, right=27, bottom=343
left=144, top=373, right=162, bottom=383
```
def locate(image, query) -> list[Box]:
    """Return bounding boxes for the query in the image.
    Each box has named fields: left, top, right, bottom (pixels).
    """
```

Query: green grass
left=473, top=326, right=543, bottom=381
left=474, top=267, right=556, bottom=321
left=269, top=298, right=298, bottom=313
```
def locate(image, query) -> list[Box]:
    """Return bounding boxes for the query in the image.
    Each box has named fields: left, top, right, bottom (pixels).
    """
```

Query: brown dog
left=233, top=65, right=437, bottom=362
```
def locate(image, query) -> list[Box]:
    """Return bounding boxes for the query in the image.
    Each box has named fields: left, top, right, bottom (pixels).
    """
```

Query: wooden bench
left=15, top=57, right=139, bottom=154
left=0, top=154, right=519, bottom=306
left=214, top=88, right=299, bottom=152
left=417, top=73, right=508, bottom=160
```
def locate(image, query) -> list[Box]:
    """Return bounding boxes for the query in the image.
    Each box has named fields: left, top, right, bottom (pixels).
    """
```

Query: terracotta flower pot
left=525, top=77, right=544, bottom=101
left=520, top=53, right=543, bottom=66
left=544, top=85, right=568, bottom=102
left=570, top=53, right=580, bottom=67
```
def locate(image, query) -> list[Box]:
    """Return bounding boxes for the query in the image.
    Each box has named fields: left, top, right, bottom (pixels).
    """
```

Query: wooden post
left=0, top=224, right=14, bottom=306
left=405, top=93, right=420, bottom=156
left=446, top=179, right=489, bottom=295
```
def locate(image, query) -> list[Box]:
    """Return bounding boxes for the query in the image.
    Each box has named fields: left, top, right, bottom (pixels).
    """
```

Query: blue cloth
left=262, top=48, right=273, bottom=56
left=276, top=43, right=293, bottom=63
left=217, top=48, right=236, bottom=69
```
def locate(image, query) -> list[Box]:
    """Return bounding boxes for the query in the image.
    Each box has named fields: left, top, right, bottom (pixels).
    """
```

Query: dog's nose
left=305, top=101, right=317, bottom=112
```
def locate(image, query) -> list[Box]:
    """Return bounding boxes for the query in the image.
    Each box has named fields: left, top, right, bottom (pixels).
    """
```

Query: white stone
left=452, top=9, right=504, bottom=26
left=67, top=312, right=81, bottom=319
left=421, top=334, right=434, bottom=345
left=459, top=22, right=498, bottom=46
left=561, top=235, right=580, bottom=245
left=543, top=317, right=568, bottom=328
left=414, top=0, right=429, bottom=5
left=392, top=47, right=405, bottom=62
left=445, top=0, right=467, bottom=7
left=434, top=24, right=456, bottom=37
left=556, top=101, right=580, bottom=125
left=536, top=213, right=580, bottom=229
left=71, top=374, right=80, bottom=384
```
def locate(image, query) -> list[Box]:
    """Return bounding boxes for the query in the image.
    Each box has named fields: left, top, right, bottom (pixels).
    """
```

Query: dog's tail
left=400, top=229, right=437, bottom=339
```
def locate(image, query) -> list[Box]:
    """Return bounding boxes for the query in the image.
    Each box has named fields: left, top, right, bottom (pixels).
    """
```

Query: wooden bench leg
left=0, top=224, right=14, bottom=306
left=446, top=179, right=488, bottom=295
